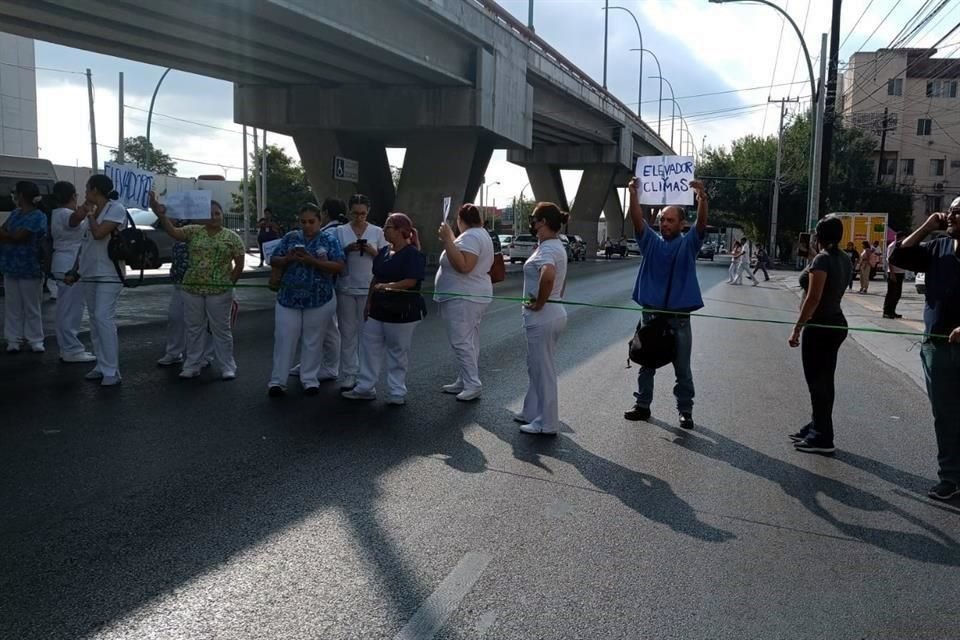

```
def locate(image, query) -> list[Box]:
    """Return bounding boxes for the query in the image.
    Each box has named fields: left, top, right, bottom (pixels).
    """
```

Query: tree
left=110, top=136, right=177, bottom=175
left=231, top=144, right=313, bottom=228
left=698, top=113, right=914, bottom=257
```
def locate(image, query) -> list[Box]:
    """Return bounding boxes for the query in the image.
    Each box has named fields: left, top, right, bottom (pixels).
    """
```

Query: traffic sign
left=333, top=156, right=359, bottom=182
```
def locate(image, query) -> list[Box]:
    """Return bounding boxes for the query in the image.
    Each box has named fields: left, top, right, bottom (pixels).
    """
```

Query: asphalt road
left=1, top=258, right=958, bottom=640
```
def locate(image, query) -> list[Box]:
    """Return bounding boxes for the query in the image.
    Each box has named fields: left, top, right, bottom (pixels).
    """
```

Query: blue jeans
left=634, top=313, right=694, bottom=413
left=920, top=341, right=960, bottom=484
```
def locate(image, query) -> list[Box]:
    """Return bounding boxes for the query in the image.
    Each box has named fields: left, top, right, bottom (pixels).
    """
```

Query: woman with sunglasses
left=0, top=181, right=48, bottom=353
left=342, top=213, right=425, bottom=406
left=515, top=203, right=569, bottom=435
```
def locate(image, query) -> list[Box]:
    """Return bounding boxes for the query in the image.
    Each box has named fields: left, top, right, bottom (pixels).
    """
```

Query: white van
left=0, top=155, right=58, bottom=226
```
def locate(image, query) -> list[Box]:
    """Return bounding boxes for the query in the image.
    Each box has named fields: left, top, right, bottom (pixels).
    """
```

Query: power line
left=840, top=0, right=876, bottom=51
left=761, top=0, right=790, bottom=137
left=856, top=0, right=906, bottom=53
left=95, top=142, right=244, bottom=171
left=0, top=59, right=85, bottom=75
left=123, top=104, right=246, bottom=136
left=788, top=0, right=812, bottom=93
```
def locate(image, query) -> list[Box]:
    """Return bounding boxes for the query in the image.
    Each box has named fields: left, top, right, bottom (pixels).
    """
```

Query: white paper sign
left=635, top=155, right=695, bottom=206
left=262, top=238, right=282, bottom=261
left=164, top=190, right=212, bottom=220
left=442, top=196, right=452, bottom=223
left=104, top=162, right=154, bottom=209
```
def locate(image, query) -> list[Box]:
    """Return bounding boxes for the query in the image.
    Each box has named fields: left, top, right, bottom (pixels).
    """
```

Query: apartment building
left=841, top=47, right=960, bottom=227
left=0, top=33, right=37, bottom=157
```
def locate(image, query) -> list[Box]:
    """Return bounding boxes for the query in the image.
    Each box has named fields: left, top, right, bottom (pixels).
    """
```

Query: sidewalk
left=780, top=271, right=927, bottom=391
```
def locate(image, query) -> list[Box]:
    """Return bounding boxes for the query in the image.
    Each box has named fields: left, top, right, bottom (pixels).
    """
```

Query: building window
left=948, top=81, right=959, bottom=98
left=901, top=159, right=914, bottom=176
left=927, top=80, right=958, bottom=98
left=931, top=159, right=945, bottom=176
left=879, top=158, right=897, bottom=175
left=887, top=78, right=903, bottom=96
left=917, top=118, right=932, bottom=135
left=926, top=195, right=943, bottom=214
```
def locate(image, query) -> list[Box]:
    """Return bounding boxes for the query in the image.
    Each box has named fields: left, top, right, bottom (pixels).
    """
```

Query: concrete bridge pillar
left=604, top=190, right=626, bottom=245
left=568, top=166, right=617, bottom=257
left=525, top=165, right=569, bottom=213
left=393, top=131, right=494, bottom=261
left=294, top=130, right=395, bottom=225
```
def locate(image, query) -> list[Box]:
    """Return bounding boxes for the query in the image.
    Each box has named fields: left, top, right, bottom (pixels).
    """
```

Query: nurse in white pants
left=516, top=203, right=569, bottom=436
left=335, top=194, right=386, bottom=390
left=342, top=213, right=426, bottom=405
left=435, top=203, right=494, bottom=402
left=49, top=181, right=96, bottom=362
left=727, top=240, right=743, bottom=284
left=267, top=203, right=345, bottom=396
left=157, top=229, right=214, bottom=367
left=72, top=175, right=129, bottom=385
left=150, top=193, right=245, bottom=380
left=0, top=182, right=48, bottom=353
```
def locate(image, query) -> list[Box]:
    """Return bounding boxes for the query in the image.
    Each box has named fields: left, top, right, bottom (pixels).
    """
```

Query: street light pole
left=145, top=67, right=172, bottom=172
left=650, top=75, right=677, bottom=150
left=630, top=48, right=662, bottom=134
left=603, top=6, right=644, bottom=116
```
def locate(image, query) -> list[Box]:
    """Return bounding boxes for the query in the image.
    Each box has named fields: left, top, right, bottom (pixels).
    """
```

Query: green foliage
left=231, top=145, right=313, bottom=228
left=698, top=113, right=915, bottom=255
left=110, top=136, right=177, bottom=175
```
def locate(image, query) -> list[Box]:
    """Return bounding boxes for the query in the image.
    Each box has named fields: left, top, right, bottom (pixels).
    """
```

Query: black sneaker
left=303, top=386, right=320, bottom=396
left=928, top=481, right=960, bottom=501
left=678, top=412, right=694, bottom=430
left=882, top=313, right=903, bottom=319
left=794, top=437, right=835, bottom=455
left=624, top=405, right=651, bottom=421
left=268, top=385, right=285, bottom=398
left=789, top=423, right=813, bottom=442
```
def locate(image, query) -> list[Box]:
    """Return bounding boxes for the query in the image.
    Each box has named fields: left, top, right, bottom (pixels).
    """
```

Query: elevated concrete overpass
left=0, top=0, right=672, bottom=255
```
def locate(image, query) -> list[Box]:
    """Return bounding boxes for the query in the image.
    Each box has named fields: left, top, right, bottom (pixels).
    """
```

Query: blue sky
left=33, top=0, right=959, bottom=209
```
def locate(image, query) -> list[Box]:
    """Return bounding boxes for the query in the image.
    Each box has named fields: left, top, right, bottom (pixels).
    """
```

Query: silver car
left=508, top=234, right=537, bottom=263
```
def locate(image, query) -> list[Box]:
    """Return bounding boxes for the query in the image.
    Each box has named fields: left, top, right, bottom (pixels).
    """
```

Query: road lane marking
left=393, top=551, right=492, bottom=640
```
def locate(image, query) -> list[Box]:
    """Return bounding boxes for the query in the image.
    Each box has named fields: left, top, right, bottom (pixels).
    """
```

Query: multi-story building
left=0, top=33, right=38, bottom=157
left=841, top=47, right=960, bottom=227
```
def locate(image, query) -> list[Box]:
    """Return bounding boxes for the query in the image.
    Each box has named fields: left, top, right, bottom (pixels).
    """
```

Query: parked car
left=498, top=234, right=512, bottom=258
left=127, top=208, right=175, bottom=269
left=625, top=238, right=641, bottom=255
left=567, top=234, right=587, bottom=261
left=915, top=271, right=926, bottom=295
left=508, top=234, right=537, bottom=263
left=697, top=242, right=716, bottom=261
left=604, top=239, right=628, bottom=259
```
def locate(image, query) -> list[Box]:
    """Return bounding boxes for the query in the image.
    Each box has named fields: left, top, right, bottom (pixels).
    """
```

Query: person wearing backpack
left=72, top=175, right=128, bottom=386
left=623, top=178, right=709, bottom=430
left=0, top=181, right=48, bottom=353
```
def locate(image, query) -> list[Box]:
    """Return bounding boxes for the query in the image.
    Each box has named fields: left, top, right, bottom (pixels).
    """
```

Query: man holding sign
left=624, top=168, right=709, bottom=431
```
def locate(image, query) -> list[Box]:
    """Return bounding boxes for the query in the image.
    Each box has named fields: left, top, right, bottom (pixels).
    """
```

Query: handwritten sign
left=635, top=155, right=695, bottom=206
left=442, top=196, right=452, bottom=223
left=164, top=190, right=212, bottom=220
left=104, top=162, right=154, bottom=209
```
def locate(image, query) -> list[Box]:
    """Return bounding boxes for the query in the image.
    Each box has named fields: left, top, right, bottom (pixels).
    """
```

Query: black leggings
left=800, top=319, right=848, bottom=442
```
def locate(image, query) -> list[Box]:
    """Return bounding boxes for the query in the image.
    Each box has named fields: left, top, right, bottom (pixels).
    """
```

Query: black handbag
left=628, top=247, right=680, bottom=369
left=106, top=207, right=153, bottom=287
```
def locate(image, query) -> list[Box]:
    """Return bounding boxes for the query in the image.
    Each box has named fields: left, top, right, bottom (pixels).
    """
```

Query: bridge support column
left=604, top=189, right=626, bottom=245
left=525, top=165, right=569, bottom=212
left=394, top=131, right=494, bottom=261
left=568, top=166, right=617, bottom=257
left=293, top=130, right=395, bottom=224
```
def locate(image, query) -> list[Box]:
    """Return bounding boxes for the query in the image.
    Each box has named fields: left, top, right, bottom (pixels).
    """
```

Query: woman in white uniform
left=335, top=194, right=386, bottom=390
left=49, top=181, right=95, bottom=362
left=516, top=203, right=569, bottom=436
left=435, top=203, right=494, bottom=402
left=73, top=175, right=128, bottom=386
left=267, top=203, right=345, bottom=397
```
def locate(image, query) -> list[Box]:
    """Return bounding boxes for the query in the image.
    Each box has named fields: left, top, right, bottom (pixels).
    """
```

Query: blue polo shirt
left=632, top=225, right=704, bottom=312
left=890, top=237, right=960, bottom=338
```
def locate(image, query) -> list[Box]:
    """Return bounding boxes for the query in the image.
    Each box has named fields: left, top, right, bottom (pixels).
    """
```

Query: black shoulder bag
left=628, top=247, right=681, bottom=369
left=107, top=207, right=156, bottom=288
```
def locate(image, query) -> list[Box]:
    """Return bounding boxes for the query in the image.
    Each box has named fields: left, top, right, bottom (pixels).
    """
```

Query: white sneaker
left=29, top=343, right=45, bottom=353
left=519, top=420, right=558, bottom=436
left=386, top=395, right=406, bottom=406
left=221, top=371, right=237, bottom=381
left=179, top=369, right=201, bottom=379
left=289, top=364, right=301, bottom=377
left=156, top=354, right=183, bottom=366
left=84, top=369, right=104, bottom=381
left=100, top=375, right=122, bottom=387
left=62, top=351, right=98, bottom=363
left=341, top=388, right=376, bottom=401
left=455, top=388, right=482, bottom=402
left=5, top=344, right=20, bottom=354
left=339, top=375, right=357, bottom=391
left=441, top=381, right=464, bottom=394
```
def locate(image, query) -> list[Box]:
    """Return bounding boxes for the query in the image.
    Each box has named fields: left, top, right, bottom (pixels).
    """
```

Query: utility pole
left=602, top=0, right=609, bottom=89
left=527, top=0, right=534, bottom=31
left=818, top=0, right=843, bottom=217
left=769, top=97, right=799, bottom=256
left=252, top=127, right=261, bottom=218
left=117, top=72, right=124, bottom=164
left=261, top=129, right=268, bottom=213
left=875, top=107, right=890, bottom=185
left=807, top=34, right=828, bottom=232
left=86, top=69, right=98, bottom=171
left=242, top=125, right=249, bottom=249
